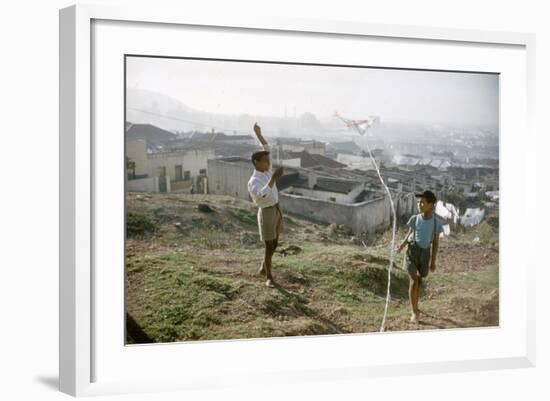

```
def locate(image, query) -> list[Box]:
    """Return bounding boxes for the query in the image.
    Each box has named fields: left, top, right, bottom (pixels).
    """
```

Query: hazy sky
left=126, top=56, right=499, bottom=126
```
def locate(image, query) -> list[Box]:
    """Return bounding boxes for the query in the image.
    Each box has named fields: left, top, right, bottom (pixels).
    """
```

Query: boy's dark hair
left=251, top=150, right=270, bottom=166
left=415, top=190, right=437, bottom=204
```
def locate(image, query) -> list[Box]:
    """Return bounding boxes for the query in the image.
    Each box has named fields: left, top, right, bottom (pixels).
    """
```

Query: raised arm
left=253, top=122, right=276, bottom=173
left=253, top=122, right=268, bottom=146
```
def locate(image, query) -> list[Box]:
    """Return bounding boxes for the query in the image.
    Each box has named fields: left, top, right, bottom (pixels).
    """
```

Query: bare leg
left=258, top=260, right=266, bottom=276
left=408, top=271, right=419, bottom=323
left=416, top=276, right=423, bottom=313
left=264, top=240, right=276, bottom=286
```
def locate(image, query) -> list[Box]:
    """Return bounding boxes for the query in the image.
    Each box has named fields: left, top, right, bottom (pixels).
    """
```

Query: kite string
left=348, top=123, right=397, bottom=332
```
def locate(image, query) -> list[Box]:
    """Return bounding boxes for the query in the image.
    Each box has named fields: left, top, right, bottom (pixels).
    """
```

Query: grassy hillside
left=125, top=192, right=499, bottom=344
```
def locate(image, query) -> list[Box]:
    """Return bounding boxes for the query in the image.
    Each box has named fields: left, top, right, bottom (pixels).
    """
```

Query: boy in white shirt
left=247, top=123, right=284, bottom=288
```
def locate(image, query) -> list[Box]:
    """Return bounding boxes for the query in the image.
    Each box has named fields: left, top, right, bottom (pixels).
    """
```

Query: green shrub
left=126, top=212, right=157, bottom=238
left=478, top=220, right=496, bottom=245
left=227, top=208, right=257, bottom=226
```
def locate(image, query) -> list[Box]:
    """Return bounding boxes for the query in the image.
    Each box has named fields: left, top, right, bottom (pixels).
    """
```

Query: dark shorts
left=405, top=242, right=431, bottom=278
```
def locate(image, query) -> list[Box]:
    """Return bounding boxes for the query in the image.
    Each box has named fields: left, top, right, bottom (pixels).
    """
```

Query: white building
left=336, top=153, right=376, bottom=170
left=279, top=139, right=326, bottom=155
left=126, top=138, right=214, bottom=192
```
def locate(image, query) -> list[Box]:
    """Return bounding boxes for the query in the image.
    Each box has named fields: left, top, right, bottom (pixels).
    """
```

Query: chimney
left=308, top=171, right=318, bottom=188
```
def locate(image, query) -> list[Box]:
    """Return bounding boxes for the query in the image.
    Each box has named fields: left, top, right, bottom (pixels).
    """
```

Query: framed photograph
left=59, top=4, right=536, bottom=397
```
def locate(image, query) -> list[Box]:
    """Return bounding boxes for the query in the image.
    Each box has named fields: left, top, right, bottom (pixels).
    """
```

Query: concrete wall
left=280, top=190, right=416, bottom=235
left=279, top=192, right=355, bottom=227
left=394, top=192, right=417, bottom=220
left=281, top=158, right=301, bottom=167
left=284, top=186, right=353, bottom=204
left=126, top=176, right=175, bottom=193
left=336, top=153, right=376, bottom=170
left=147, top=148, right=214, bottom=182
left=126, top=176, right=159, bottom=192
left=351, top=197, right=390, bottom=234
left=308, top=182, right=367, bottom=204
left=126, top=139, right=148, bottom=176
left=125, top=140, right=214, bottom=183
left=285, top=185, right=364, bottom=203
left=348, top=183, right=367, bottom=202
left=207, top=158, right=254, bottom=201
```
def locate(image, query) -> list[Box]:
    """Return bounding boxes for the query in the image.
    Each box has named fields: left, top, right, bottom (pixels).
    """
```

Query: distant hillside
left=125, top=88, right=336, bottom=138
left=126, top=88, right=194, bottom=113
left=126, top=88, right=199, bottom=132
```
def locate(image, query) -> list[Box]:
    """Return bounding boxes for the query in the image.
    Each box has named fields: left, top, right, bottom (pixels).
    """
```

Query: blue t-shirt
left=407, top=213, right=444, bottom=249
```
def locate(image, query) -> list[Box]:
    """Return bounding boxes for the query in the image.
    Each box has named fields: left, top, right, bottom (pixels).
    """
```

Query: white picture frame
left=59, top=3, right=536, bottom=397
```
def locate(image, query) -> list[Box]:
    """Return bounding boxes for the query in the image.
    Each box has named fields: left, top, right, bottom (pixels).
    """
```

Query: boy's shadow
left=417, top=309, right=463, bottom=328
left=273, top=284, right=348, bottom=335
left=126, top=312, right=154, bottom=343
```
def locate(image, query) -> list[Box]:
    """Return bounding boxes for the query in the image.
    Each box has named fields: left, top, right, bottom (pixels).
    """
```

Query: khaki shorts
left=257, top=203, right=284, bottom=242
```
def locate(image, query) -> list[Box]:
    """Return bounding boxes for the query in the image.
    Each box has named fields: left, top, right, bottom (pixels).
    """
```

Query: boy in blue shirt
left=396, top=190, right=444, bottom=324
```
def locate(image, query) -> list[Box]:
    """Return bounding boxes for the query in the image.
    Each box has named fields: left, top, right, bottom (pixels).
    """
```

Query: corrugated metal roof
left=287, top=151, right=346, bottom=169
left=313, top=177, right=361, bottom=194
left=126, top=123, right=176, bottom=143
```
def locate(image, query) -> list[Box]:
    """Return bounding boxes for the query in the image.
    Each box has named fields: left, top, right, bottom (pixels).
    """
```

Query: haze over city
left=126, top=56, right=499, bottom=132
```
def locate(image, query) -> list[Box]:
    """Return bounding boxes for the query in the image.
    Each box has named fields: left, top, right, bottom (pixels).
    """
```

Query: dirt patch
left=449, top=291, right=499, bottom=326
left=436, top=241, right=498, bottom=273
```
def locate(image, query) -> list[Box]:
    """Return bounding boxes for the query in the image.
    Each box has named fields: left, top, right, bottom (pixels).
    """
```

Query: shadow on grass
left=126, top=312, right=154, bottom=344
left=351, top=266, right=410, bottom=300
left=418, top=309, right=464, bottom=328
left=272, top=284, right=350, bottom=335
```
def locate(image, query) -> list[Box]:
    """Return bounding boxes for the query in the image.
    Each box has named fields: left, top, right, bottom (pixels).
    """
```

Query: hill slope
left=125, top=192, right=499, bottom=343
